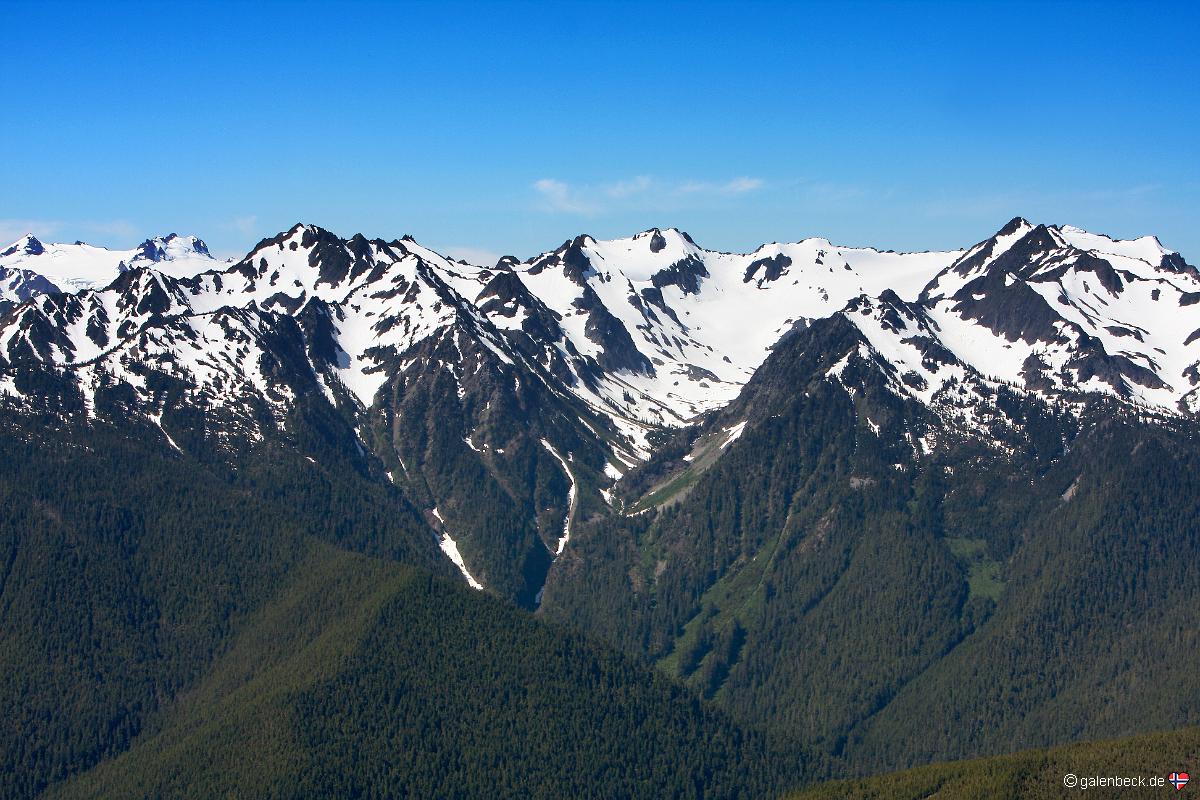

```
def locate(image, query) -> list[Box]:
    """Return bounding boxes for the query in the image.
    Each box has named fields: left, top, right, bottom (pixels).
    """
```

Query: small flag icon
left=1170, top=772, right=1190, bottom=791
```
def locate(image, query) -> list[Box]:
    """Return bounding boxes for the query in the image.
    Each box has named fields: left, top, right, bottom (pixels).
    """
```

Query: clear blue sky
left=3, top=0, right=1198, bottom=262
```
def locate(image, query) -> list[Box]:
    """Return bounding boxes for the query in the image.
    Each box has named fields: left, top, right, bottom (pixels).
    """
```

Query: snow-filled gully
left=539, top=439, right=577, bottom=555
left=431, top=507, right=484, bottom=591
left=534, top=438, right=578, bottom=607
left=429, top=438, right=578, bottom=599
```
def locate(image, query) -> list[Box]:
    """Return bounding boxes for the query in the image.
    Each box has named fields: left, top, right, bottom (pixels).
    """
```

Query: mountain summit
left=2, top=218, right=1196, bottom=434
left=0, top=233, right=46, bottom=258
left=4, top=216, right=1200, bottom=798
left=1, top=217, right=1196, bottom=596
left=0, top=231, right=222, bottom=300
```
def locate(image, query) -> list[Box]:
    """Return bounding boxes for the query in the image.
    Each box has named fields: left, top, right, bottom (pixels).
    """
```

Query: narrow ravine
left=539, top=438, right=577, bottom=555
left=535, top=439, right=578, bottom=607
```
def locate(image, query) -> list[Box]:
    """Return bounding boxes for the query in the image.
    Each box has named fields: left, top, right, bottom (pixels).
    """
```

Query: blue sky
left=3, top=0, right=1198, bottom=261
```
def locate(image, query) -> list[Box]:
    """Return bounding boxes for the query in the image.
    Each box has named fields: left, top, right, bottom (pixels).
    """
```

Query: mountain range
left=5, top=217, right=1195, bottom=442
left=0, top=233, right=222, bottom=302
left=3, top=217, right=1199, bottom=797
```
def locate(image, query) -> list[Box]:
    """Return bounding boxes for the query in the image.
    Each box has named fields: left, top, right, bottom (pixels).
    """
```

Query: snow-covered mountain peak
left=631, top=226, right=699, bottom=255
left=473, top=226, right=965, bottom=449
left=922, top=219, right=1056, bottom=302
left=588, top=231, right=701, bottom=281
left=0, top=232, right=221, bottom=293
left=923, top=218, right=1192, bottom=306
left=997, top=216, right=1033, bottom=237
left=135, top=233, right=212, bottom=262
left=237, top=223, right=378, bottom=288
left=829, top=217, right=1200, bottom=428
left=119, top=235, right=215, bottom=279
left=1053, top=224, right=1173, bottom=268
left=0, top=234, right=45, bottom=258
left=4, top=217, right=1197, bottom=463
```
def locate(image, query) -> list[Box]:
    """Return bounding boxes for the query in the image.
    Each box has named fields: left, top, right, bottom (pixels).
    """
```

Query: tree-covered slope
left=6, top=217, right=1200, bottom=797
left=0, top=395, right=446, bottom=799
left=0, top=394, right=797, bottom=799
left=789, top=726, right=1200, bottom=799
left=542, top=308, right=1200, bottom=775
left=843, top=421, right=1200, bottom=771
left=48, top=543, right=793, bottom=800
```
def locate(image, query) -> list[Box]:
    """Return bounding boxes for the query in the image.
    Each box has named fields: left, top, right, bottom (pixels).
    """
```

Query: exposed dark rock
left=743, top=253, right=792, bottom=284
left=526, top=236, right=595, bottom=283
left=0, top=268, right=59, bottom=300
left=133, top=238, right=166, bottom=263
left=902, top=335, right=957, bottom=373
left=639, top=286, right=685, bottom=327
left=990, top=225, right=1062, bottom=276
left=476, top=270, right=526, bottom=307
left=0, top=235, right=45, bottom=258
left=560, top=235, right=595, bottom=284
left=1104, top=325, right=1143, bottom=341
left=1021, top=352, right=1055, bottom=391
left=262, top=291, right=307, bottom=315
left=1040, top=252, right=1123, bottom=295
left=294, top=297, right=345, bottom=368
left=107, top=271, right=179, bottom=317
left=301, top=226, right=357, bottom=287
left=951, top=270, right=1067, bottom=346
left=1067, top=346, right=1169, bottom=393
left=683, top=364, right=720, bottom=382
left=573, top=287, right=653, bottom=375
left=651, top=255, right=709, bottom=295
left=1160, top=252, right=1199, bottom=278
left=998, top=216, right=1031, bottom=236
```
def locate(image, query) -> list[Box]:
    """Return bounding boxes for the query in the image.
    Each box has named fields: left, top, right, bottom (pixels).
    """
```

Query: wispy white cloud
left=0, top=218, right=144, bottom=248
left=443, top=245, right=504, bottom=266
left=533, top=175, right=766, bottom=215
left=678, top=176, right=765, bottom=195
left=533, top=178, right=598, bottom=214
left=229, top=215, right=258, bottom=237
left=79, top=219, right=140, bottom=241
left=0, top=218, right=64, bottom=245
left=604, top=175, right=654, bottom=199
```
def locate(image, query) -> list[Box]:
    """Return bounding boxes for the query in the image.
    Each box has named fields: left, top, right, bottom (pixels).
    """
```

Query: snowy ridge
left=826, top=218, right=1200, bottom=436
left=486, top=228, right=963, bottom=452
left=0, top=232, right=223, bottom=294
left=0, top=224, right=527, bottom=430
left=1, top=217, right=1197, bottom=457
left=3, top=216, right=1199, bottom=594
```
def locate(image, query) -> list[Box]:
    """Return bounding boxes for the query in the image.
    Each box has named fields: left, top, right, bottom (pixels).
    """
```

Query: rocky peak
left=1, top=234, right=45, bottom=258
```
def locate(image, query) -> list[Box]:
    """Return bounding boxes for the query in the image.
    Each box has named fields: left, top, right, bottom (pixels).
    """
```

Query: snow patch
left=540, top=439, right=577, bottom=555
left=720, top=420, right=747, bottom=449
left=431, top=507, right=484, bottom=590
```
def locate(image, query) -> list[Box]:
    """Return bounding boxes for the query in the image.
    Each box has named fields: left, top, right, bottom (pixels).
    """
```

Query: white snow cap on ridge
left=2, top=216, right=1195, bottom=458
left=1055, top=224, right=1172, bottom=267
left=0, top=232, right=223, bottom=292
left=832, top=216, right=1200, bottom=424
